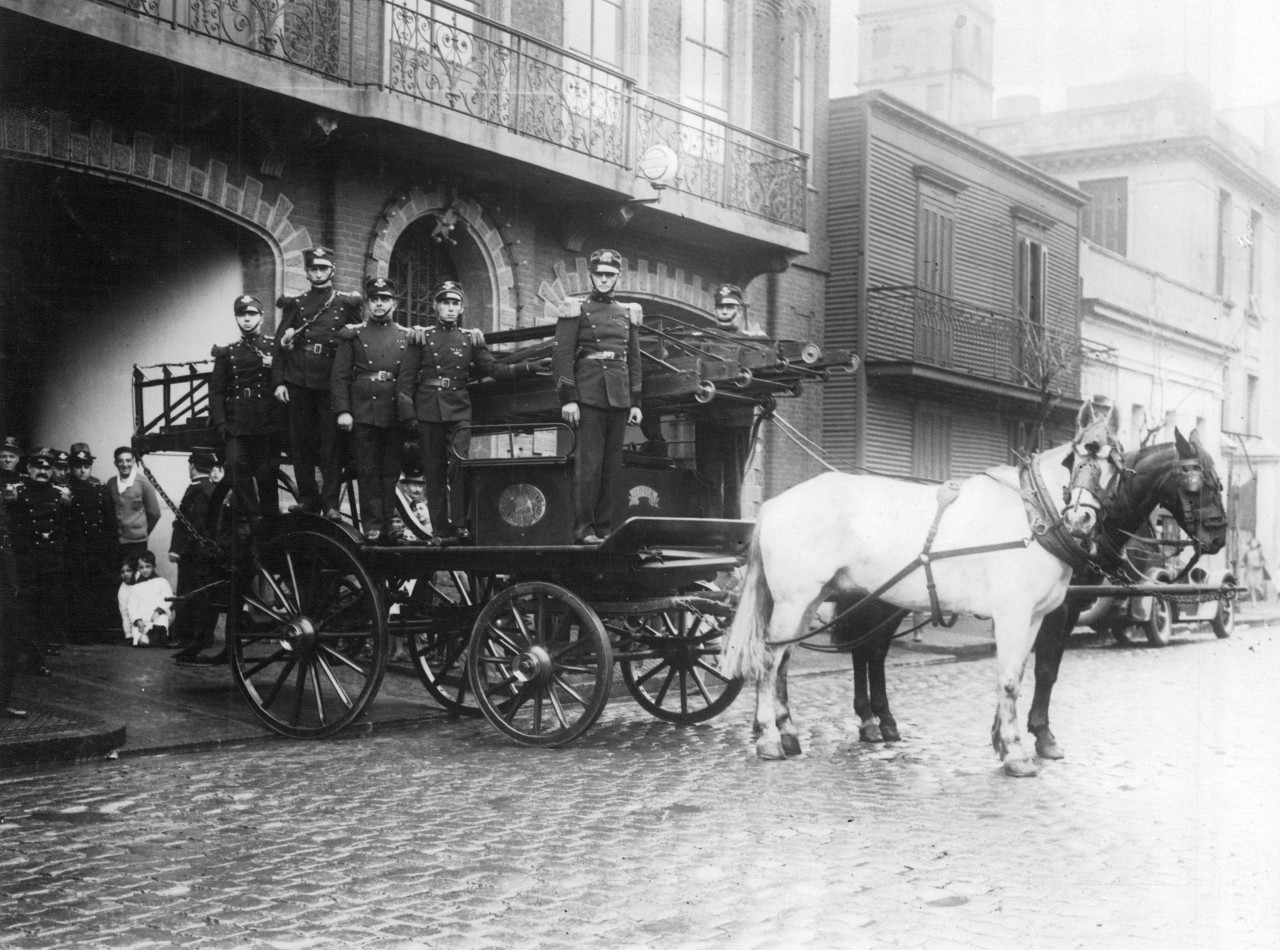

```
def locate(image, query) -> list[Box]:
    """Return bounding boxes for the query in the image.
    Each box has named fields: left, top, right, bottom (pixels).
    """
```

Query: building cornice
left=1082, top=297, right=1236, bottom=357
left=847, top=91, right=1088, bottom=208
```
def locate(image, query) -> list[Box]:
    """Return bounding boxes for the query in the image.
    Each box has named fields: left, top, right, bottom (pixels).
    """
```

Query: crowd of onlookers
left=0, top=438, right=230, bottom=719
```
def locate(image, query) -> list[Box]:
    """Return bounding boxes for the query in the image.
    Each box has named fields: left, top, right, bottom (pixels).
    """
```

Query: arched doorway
left=388, top=215, right=461, bottom=327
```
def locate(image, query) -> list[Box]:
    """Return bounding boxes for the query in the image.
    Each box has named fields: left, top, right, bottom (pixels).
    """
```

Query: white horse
left=721, top=404, right=1122, bottom=777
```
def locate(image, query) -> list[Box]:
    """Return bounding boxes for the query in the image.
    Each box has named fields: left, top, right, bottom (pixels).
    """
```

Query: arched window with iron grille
left=389, top=215, right=460, bottom=327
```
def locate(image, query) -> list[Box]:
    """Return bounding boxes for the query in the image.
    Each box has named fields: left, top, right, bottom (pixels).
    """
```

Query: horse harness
left=775, top=449, right=1116, bottom=651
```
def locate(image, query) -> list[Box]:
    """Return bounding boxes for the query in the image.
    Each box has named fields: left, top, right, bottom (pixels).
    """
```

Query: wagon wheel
left=467, top=581, right=612, bottom=747
left=228, top=530, right=387, bottom=738
left=402, top=571, right=500, bottom=716
left=614, top=596, right=743, bottom=724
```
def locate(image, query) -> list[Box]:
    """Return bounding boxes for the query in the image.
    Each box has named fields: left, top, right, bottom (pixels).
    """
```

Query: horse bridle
left=1062, top=439, right=1126, bottom=524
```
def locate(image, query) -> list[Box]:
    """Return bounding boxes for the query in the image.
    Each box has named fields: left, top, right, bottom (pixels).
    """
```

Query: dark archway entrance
left=388, top=216, right=460, bottom=328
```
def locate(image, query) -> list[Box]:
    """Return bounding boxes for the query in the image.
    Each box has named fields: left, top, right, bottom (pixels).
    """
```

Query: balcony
left=78, top=0, right=806, bottom=231
left=864, top=285, right=1080, bottom=401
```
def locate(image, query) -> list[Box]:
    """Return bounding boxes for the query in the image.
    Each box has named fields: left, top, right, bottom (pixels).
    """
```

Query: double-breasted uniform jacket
left=209, top=331, right=283, bottom=436
left=8, top=479, right=70, bottom=574
left=271, top=287, right=364, bottom=391
left=398, top=324, right=531, bottom=424
left=170, top=477, right=216, bottom=562
left=332, top=319, right=412, bottom=428
left=66, top=479, right=118, bottom=559
left=552, top=295, right=642, bottom=410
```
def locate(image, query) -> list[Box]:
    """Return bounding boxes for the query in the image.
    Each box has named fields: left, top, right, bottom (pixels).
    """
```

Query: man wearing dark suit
left=211, top=294, right=283, bottom=521
left=333, top=277, right=412, bottom=543
left=399, top=281, right=547, bottom=544
left=272, top=246, right=363, bottom=518
left=170, top=449, right=222, bottom=663
left=693, top=283, right=767, bottom=519
left=6, top=447, right=71, bottom=674
left=65, top=445, right=120, bottom=643
left=552, top=249, right=643, bottom=545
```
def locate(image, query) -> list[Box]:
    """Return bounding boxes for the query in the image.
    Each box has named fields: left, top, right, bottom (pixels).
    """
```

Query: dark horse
left=830, top=428, right=1227, bottom=751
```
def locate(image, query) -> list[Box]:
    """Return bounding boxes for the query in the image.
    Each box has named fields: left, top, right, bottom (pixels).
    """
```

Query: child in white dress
left=125, top=551, right=174, bottom=647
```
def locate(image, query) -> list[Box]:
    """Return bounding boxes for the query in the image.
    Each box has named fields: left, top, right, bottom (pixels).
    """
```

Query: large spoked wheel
left=229, top=530, right=387, bottom=739
left=615, top=595, right=743, bottom=724
left=467, top=581, right=612, bottom=747
left=402, top=571, right=494, bottom=717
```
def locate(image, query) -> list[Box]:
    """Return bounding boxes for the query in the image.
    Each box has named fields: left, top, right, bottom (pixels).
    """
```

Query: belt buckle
left=241, top=388, right=253, bottom=399
left=376, top=371, right=392, bottom=382
left=311, top=343, right=324, bottom=355
left=440, top=378, right=452, bottom=389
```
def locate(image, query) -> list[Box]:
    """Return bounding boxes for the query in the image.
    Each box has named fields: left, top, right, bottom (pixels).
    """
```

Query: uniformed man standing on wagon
left=552, top=249, right=643, bottom=545
left=211, top=295, right=283, bottom=521
left=399, top=281, right=548, bottom=545
left=333, top=277, right=412, bottom=544
left=272, top=247, right=363, bottom=518
left=694, top=283, right=767, bottom=519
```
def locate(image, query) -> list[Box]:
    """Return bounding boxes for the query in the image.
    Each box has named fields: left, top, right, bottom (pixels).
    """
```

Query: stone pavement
left=2, top=601, right=1274, bottom=771
left=0, top=622, right=1276, bottom=949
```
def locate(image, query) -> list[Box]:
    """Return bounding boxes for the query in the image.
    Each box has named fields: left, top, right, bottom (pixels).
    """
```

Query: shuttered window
left=1079, top=178, right=1127, bottom=255
left=1015, top=236, right=1047, bottom=324
left=913, top=404, right=951, bottom=481
left=916, top=181, right=955, bottom=296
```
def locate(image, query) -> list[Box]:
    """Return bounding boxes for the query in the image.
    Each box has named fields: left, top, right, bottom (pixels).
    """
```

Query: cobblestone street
left=1, top=626, right=1277, bottom=950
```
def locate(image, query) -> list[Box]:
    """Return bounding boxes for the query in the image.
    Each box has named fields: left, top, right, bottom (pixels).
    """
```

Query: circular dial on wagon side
left=498, top=483, right=547, bottom=527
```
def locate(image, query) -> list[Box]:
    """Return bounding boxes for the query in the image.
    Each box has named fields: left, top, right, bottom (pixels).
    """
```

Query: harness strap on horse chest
left=1018, top=459, right=1096, bottom=573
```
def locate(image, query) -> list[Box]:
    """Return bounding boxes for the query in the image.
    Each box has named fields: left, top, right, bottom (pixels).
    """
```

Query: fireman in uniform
left=333, top=277, right=413, bottom=543
left=6, top=447, right=71, bottom=674
left=399, top=281, right=548, bottom=544
left=65, top=445, right=120, bottom=643
left=552, top=249, right=643, bottom=544
left=694, top=283, right=767, bottom=519
left=211, top=295, right=284, bottom=520
left=272, top=247, right=363, bottom=517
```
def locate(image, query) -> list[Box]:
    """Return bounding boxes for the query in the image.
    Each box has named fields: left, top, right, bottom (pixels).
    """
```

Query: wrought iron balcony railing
left=865, top=285, right=1080, bottom=394
left=90, top=0, right=807, bottom=229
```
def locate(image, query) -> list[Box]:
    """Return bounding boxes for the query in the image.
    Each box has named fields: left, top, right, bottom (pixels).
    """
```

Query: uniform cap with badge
left=51, top=449, right=70, bottom=467
left=365, top=276, right=398, bottom=298
left=588, top=249, right=622, bottom=275
left=69, top=445, right=95, bottom=465
left=26, top=446, right=56, bottom=465
left=432, top=280, right=466, bottom=304
left=234, top=294, right=264, bottom=315
left=303, top=246, right=335, bottom=268
left=714, top=283, right=745, bottom=306
left=0, top=435, right=21, bottom=455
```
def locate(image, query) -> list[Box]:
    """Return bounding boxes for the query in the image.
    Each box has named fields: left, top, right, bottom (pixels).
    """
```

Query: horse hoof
left=879, top=722, right=901, bottom=743
left=1002, top=757, right=1039, bottom=778
left=780, top=733, right=803, bottom=757
left=1034, top=733, right=1065, bottom=760
left=756, top=740, right=787, bottom=761
left=859, top=722, right=884, bottom=743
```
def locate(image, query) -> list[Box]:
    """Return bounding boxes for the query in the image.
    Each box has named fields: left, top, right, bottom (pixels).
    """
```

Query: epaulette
left=211, top=343, right=231, bottom=357
left=466, top=328, right=485, bottom=345
left=626, top=302, right=644, bottom=326
left=338, top=323, right=363, bottom=340
left=560, top=297, right=584, bottom=320
left=276, top=294, right=295, bottom=308
left=346, top=291, right=365, bottom=305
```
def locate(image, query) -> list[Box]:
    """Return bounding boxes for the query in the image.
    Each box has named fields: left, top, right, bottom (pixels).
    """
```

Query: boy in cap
left=272, top=247, right=364, bottom=518
left=210, top=294, right=284, bottom=521
left=552, top=249, right=643, bottom=544
left=170, top=449, right=221, bottom=660
left=399, top=280, right=548, bottom=544
left=65, top=444, right=121, bottom=643
left=332, top=277, right=413, bottom=543
left=694, top=283, right=766, bottom=519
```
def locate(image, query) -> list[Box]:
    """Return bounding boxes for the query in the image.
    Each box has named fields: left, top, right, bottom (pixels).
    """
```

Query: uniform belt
left=581, top=351, right=621, bottom=361
left=421, top=377, right=464, bottom=390
left=239, top=387, right=258, bottom=399
left=306, top=342, right=335, bottom=357
left=359, top=371, right=395, bottom=382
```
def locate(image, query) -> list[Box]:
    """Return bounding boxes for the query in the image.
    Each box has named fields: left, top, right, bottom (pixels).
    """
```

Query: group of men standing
left=210, top=244, right=762, bottom=548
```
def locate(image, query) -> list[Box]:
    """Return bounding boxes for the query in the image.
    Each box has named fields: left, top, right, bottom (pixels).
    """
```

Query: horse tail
left=721, top=527, right=773, bottom=681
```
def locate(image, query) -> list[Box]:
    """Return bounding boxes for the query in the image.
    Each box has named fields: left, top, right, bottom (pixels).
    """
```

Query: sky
left=830, top=0, right=1280, bottom=115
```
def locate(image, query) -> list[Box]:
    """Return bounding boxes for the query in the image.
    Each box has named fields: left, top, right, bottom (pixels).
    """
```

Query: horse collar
left=1018, top=456, right=1097, bottom=574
